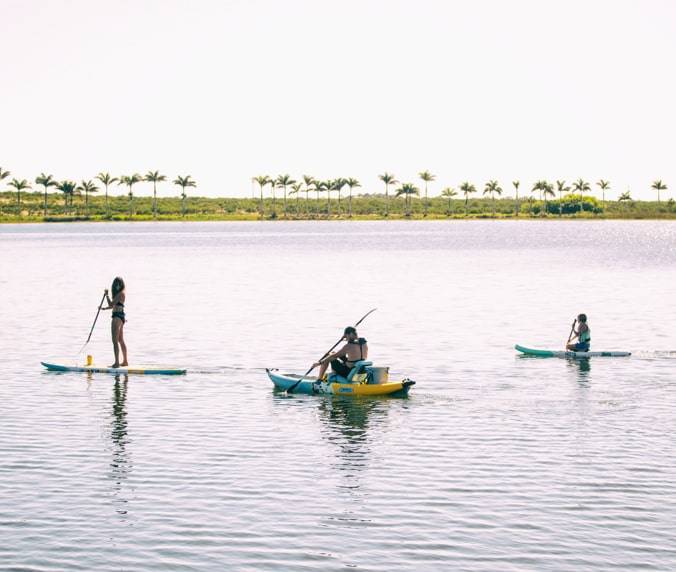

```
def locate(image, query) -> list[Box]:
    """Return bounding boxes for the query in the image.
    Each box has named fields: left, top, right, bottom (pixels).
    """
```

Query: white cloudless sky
left=2, top=0, right=675, bottom=199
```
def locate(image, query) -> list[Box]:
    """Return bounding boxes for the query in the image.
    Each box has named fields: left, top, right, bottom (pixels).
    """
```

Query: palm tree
left=8, top=179, right=31, bottom=214
left=302, top=175, right=315, bottom=215
left=119, top=173, right=143, bottom=217
left=315, top=180, right=327, bottom=215
left=334, top=179, right=347, bottom=217
left=596, top=179, right=610, bottom=206
left=346, top=177, right=361, bottom=218
left=483, top=180, right=503, bottom=217
left=267, top=177, right=277, bottom=216
left=531, top=180, right=553, bottom=216
left=512, top=180, right=520, bottom=216
left=290, top=182, right=303, bottom=216
left=441, top=187, right=457, bottom=215
left=145, top=171, right=166, bottom=218
left=396, top=183, right=419, bottom=217
left=459, top=182, right=477, bottom=217
left=36, top=173, right=58, bottom=216
left=56, top=180, right=77, bottom=212
left=556, top=180, right=570, bottom=217
left=419, top=170, right=435, bottom=216
left=652, top=180, right=667, bottom=203
left=276, top=174, right=296, bottom=218
left=379, top=172, right=398, bottom=217
left=174, top=175, right=197, bottom=217
left=530, top=180, right=544, bottom=216
left=77, top=180, right=99, bottom=214
left=618, top=190, right=633, bottom=212
left=323, top=179, right=335, bottom=217
left=541, top=181, right=555, bottom=214
left=0, top=167, right=10, bottom=185
left=572, top=178, right=591, bottom=215
left=253, top=175, right=270, bottom=215
left=96, top=173, right=118, bottom=214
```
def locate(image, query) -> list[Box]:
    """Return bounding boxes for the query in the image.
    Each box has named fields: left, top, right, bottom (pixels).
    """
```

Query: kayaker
left=101, top=277, right=128, bottom=368
left=566, top=313, right=591, bottom=351
left=313, top=326, right=369, bottom=381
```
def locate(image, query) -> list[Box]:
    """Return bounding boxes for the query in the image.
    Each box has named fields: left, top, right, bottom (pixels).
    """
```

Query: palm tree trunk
left=464, top=196, right=468, bottom=217
left=492, top=195, right=495, bottom=217
left=327, top=191, right=330, bottom=217
left=349, top=190, right=353, bottom=218
left=43, top=188, right=48, bottom=216
left=283, top=187, right=287, bottom=218
left=385, top=184, right=389, bottom=217
left=424, top=183, right=428, bottom=217
left=153, top=183, right=157, bottom=218
left=105, top=184, right=109, bottom=214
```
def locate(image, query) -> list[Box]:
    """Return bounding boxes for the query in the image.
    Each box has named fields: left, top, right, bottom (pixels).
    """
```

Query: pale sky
left=2, top=0, right=675, bottom=200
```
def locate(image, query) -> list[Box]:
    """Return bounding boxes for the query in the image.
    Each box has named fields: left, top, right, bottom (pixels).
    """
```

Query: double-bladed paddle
left=286, top=308, right=377, bottom=394
left=77, top=291, right=108, bottom=356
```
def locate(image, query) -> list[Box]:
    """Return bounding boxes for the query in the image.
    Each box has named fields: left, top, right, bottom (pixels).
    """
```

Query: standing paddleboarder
left=566, top=313, right=591, bottom=352
left=102, top=277, right=128, bottom=368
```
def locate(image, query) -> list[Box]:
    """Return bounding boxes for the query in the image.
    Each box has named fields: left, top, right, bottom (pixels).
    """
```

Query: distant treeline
left=0, top=168, right=674, bottom=221
left=2, top=190, right=675, bottom=221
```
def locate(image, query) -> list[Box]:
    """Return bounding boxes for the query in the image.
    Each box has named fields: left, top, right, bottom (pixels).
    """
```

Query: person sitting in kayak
left=566, top=313, right=591, bottom=352
left=101, top=276, right=128, bottom=368
left=313, top=326, right=368, bottom=381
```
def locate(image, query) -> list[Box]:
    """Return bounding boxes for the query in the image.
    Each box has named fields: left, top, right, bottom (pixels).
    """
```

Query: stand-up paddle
left=565, top=318, right=576, bottom=349
left=286, top=308, right=377, bottom=394
left=77, top=291, right=107, bottom=356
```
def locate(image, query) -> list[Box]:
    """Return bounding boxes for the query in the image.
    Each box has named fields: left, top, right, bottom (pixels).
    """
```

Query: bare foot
left=120, top=361, right=128, bottom=367
left=111, top=363, right=120, bottom=368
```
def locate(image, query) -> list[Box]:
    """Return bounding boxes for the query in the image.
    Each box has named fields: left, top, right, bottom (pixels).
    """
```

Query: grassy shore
left=1, top=191, right=676, bottom=222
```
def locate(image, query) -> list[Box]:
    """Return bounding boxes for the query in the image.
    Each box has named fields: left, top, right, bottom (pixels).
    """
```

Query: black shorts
left=331, top=359, right=352, bottom=378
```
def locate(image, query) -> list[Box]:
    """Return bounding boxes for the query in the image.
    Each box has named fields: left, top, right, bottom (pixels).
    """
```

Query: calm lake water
left=1, top=220, right=676, bottom=571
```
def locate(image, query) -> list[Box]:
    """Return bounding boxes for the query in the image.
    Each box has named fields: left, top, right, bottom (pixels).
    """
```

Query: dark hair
left=344, top=326, right=357, bottom=336
left=578, top=313, right=587, bottom=323
left=112, top=276, right=126, bottom=299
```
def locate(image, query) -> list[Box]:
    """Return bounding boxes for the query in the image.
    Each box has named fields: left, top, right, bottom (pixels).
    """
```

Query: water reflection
left=566, top=357, right=592, bottom=382
left=110, top=374, right=131, bottom=515
left=316, top=397, right=391, bottom=489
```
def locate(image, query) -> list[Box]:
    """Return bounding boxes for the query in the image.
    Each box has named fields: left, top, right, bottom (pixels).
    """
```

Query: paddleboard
left=515, top=344, right=631, bottom=359
left=41, top=361, right=187, bottom=375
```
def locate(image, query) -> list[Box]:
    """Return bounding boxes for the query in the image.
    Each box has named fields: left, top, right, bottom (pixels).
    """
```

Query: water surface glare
left=1, top=221, right=675, bottom=571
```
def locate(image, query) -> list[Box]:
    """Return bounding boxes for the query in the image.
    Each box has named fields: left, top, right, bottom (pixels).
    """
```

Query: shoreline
left=2, top=213, right=676, bottom=224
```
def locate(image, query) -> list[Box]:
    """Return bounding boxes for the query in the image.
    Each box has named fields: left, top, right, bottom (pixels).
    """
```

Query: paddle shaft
left=286, top=308, right=377, bottom=394
left=566, top=319, right=577, bottom=344
left=77, top=292, right=107, bottom=355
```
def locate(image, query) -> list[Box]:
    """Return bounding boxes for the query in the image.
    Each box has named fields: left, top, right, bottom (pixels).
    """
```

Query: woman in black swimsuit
left=102, top=276, right=128, bottom=368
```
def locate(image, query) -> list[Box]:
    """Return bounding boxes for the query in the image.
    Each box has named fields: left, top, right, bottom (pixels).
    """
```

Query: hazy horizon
left=2, top=0, right=675, bottom=200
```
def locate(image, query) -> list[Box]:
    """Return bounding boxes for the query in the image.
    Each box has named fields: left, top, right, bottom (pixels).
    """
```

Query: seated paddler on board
left=313, top=326, right=368, bottom=381
left=566, top=313, right=591, bottom=351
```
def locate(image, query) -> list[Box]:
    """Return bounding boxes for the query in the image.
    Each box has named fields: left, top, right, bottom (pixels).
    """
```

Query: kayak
left=515, top=344, right=631, bottom=359
left=266, top=369, right=415, bottom=396
left=41, top=361, right=187, bottom=375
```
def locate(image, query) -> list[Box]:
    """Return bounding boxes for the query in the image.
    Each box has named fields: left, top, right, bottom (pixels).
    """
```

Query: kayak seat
left=327, top=360, right=373, bottom=384
left=347, top=360, right=373, bottom=383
